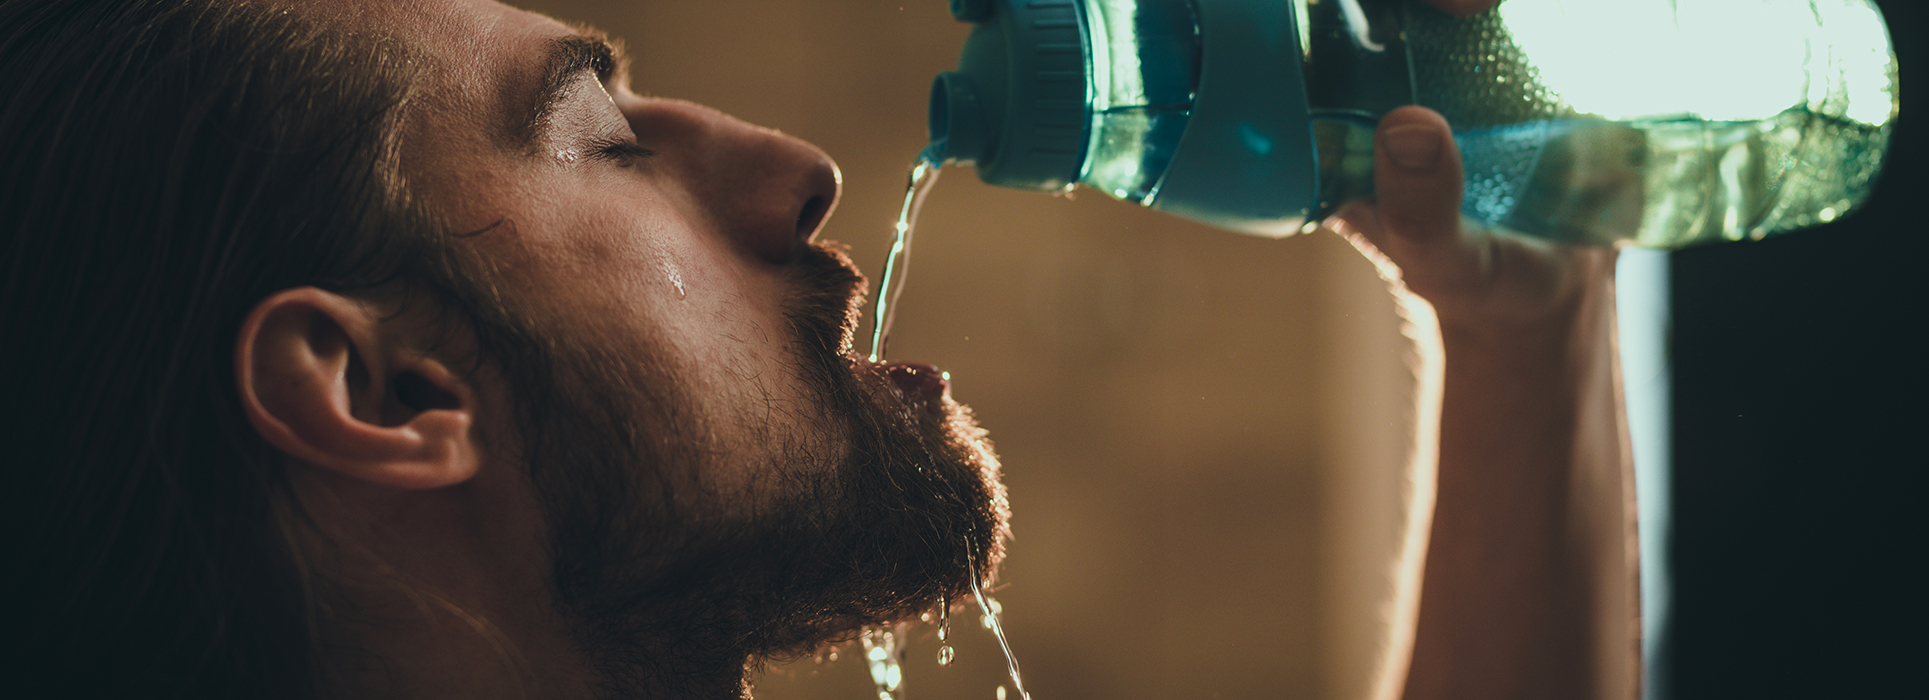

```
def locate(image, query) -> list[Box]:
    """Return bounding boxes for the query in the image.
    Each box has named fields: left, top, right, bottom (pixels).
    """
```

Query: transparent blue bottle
left=926, top=0, right=1898, bottom=247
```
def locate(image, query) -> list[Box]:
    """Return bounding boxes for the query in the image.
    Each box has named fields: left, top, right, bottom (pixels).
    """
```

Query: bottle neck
left=1311, top=117, right=1379, bottom=223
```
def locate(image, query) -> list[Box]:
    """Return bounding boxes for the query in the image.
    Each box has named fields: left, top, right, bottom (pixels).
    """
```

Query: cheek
left=540, top=185, right=828, bottom=459
left=565, top=192, right=797, bottom=385
left=459, top=165, right=836, bottom=499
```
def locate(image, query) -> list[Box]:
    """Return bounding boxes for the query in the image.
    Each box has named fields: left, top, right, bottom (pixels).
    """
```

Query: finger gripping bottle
left=927, top=0, right=1898, bottom=247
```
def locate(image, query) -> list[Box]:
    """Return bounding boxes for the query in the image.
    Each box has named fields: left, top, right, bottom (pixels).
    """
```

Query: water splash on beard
left=511, top=242, right=1009, bottom=698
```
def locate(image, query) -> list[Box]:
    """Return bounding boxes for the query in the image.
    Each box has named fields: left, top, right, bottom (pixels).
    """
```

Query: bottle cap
left=927, top=0, right=1089, bottom=191
left=931, top=0, right=1321, bottom=236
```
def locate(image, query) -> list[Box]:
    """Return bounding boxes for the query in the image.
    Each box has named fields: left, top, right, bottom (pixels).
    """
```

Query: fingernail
left=1382, top=124, right=1443, bottom=171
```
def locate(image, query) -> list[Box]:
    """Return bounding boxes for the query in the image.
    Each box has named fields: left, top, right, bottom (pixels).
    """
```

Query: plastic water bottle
left=926, top=0, right=1898, bottom=247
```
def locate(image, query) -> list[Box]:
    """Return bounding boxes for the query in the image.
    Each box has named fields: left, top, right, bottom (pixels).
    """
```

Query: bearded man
left=0, top=0, right=1633, bottom=698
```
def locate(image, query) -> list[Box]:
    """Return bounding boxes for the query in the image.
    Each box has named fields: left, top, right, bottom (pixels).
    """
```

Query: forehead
left=288, top=0, right=597, bottom=214
left=305, top=0, right=557, bottom=52
left=296, top=0, right=570, bottom=134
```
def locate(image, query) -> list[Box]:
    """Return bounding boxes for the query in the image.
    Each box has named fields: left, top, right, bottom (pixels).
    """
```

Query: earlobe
left=236, top=288, right=481, bottom=490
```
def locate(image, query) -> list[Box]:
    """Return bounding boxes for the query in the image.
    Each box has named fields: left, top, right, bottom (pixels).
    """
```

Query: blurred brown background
left=514, top=1, right=1422, bottom=698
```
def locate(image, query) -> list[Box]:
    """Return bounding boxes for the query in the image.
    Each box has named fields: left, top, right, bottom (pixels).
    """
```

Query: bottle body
left=1304, top=0, right=1897, bottom=247
left=930, top=0, right=1899, bottom=248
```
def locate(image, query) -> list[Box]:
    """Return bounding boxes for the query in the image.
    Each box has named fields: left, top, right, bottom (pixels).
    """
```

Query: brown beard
left=510, top=242, right=1008, bottom=698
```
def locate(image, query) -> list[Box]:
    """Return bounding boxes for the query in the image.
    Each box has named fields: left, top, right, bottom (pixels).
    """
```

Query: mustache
left=781, top=241, right=869, bottom=366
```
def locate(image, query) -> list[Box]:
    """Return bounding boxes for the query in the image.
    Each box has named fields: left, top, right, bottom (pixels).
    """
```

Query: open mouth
left=797, top=241, right=951, bottom=407
left=874, top=360, right=949, bottom=400
left=846, top=353, right=952, bottom=409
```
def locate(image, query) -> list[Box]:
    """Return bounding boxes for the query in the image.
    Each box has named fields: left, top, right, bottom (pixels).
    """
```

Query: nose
left=622, top=98, right=842, bottom=265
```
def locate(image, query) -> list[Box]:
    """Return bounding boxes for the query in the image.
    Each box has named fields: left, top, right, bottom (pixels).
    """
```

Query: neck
left=307, top=558, right=758, bottom=700
left=303, top=545, right=590, bottom=699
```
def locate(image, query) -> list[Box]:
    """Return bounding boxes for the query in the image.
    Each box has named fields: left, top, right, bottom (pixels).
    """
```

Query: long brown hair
left=0, top=1, right=468, bottom=695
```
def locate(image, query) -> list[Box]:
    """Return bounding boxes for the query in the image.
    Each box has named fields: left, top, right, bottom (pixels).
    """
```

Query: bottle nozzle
left=927, top=72, right=988, bottom=166
left=950, top=0, right=993, bottom=21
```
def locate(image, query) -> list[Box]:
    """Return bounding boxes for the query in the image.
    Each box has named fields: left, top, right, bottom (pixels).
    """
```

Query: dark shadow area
left=1667, top=1, right=1925, bottom=697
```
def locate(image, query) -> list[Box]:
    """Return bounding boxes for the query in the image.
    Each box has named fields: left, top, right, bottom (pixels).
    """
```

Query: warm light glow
left=1499, top=0, right=1895, bottom=125
left=1814, top=0, right=1899, bottom=126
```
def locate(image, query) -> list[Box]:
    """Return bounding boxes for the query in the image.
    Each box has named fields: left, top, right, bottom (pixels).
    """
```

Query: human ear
left=235, top=287, right=479, bottom=489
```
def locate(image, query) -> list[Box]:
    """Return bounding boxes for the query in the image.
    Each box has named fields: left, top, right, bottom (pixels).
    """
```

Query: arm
left=1328, top=104, right=1638, bottom=700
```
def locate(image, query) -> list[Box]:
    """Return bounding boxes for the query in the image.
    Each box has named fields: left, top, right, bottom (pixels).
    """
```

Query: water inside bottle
left=1309, top=105, right=1889, bottom=247
left=1076, top=0, right=1201, bottom=207
left=1397, top=0, right=1895, bottom=246
left=1461, top=106, right=1887, bottom=246
left=1082, top=105, right=1191, bottom=205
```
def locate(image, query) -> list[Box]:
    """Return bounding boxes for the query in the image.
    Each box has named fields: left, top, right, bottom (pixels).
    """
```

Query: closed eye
left=594, top=140, right=655, bottom=166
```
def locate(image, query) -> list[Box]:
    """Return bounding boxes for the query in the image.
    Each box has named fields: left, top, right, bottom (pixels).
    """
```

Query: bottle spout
left=925, top=72, right=987, bottom=167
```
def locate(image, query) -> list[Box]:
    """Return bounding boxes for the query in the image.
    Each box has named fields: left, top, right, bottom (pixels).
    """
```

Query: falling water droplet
left=978, top=596, right=1003, bottom=629
left=970, top=569, right=1031, bottom=700
left=935, top=596, right=956, bottom=665
left=996, top=686, right=1008, bottom=700
left=861, top=626, right=906, bottom=700
left=867, top=157, right=942, bottom=363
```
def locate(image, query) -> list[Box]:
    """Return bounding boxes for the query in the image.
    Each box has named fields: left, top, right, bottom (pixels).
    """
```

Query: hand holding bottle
left=1323, top=1, right=1622, bottom=333
left=1325, top=7, right=1638, bottom=697
left=1325, top=104, right=1617, bottom=334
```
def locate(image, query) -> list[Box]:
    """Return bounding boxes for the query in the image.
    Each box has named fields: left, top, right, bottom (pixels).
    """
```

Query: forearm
left=1401, top=262, right=1638, bottom=700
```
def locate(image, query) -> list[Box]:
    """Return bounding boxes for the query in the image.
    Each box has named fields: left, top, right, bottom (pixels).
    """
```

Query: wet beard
left=520, top=243, right=1009, bottom=699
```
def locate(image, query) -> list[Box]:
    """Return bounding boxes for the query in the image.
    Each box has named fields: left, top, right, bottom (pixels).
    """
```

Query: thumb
left=1373, top=106, right=1464, bottom=250
left=1330, top=106, right=1497, bottom=304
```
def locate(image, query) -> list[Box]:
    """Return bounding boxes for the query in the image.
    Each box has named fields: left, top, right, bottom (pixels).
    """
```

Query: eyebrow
left=517, top=31, right=628, bottom=147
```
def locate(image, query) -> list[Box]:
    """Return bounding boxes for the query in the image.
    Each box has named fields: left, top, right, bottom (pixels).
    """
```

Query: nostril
left=795, top=195, right=830, bottom=241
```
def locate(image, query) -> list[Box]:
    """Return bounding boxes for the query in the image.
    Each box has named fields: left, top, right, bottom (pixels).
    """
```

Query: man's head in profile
left=0, top=0, right=1010, bottom=696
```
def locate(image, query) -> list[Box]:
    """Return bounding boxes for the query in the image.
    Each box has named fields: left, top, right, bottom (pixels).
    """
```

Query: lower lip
left=878, top=361, right=950, bottom=399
